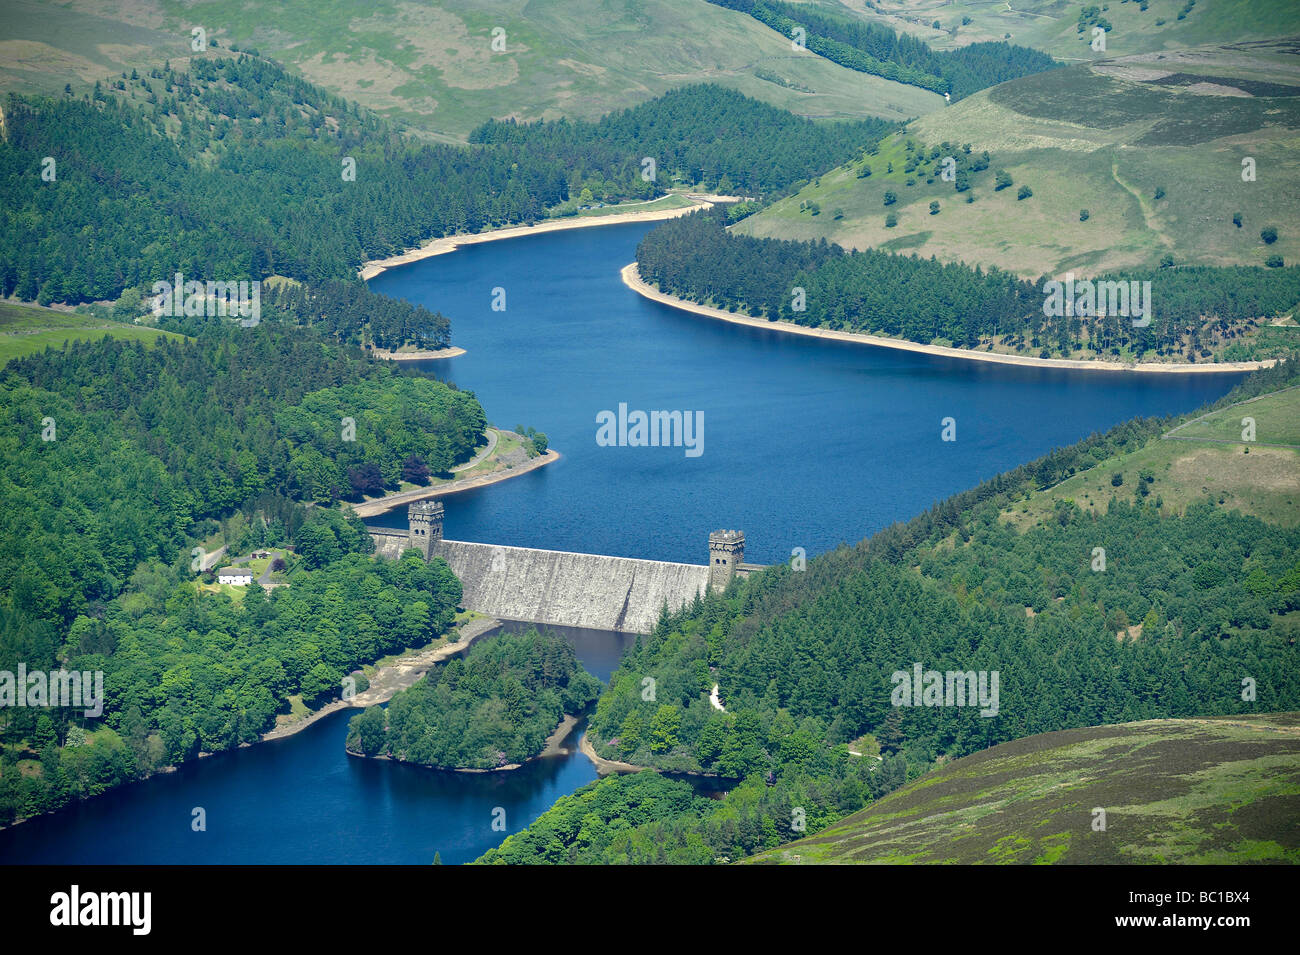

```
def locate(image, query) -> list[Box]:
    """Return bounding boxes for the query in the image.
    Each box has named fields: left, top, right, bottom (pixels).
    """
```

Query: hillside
left=746, top=714, right=1300, bottom=864
left=0, top=0, right=942, bottom=140
left=484, top=360, right=1300, bottom=864
left=737, top=38, right=1300, bottom=277
left=854, top=0, right=1300, bottom=60
left=3, top=59, right=894, bottom=313
left=1005, top=381, right=1300, bottom=529
left=0, top=301, right=184, bottom=365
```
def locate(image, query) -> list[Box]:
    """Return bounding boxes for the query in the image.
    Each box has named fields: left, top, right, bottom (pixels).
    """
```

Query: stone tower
left=408, top=500, right=444, bottom=559
left=708, top=529, right=744, bottom=592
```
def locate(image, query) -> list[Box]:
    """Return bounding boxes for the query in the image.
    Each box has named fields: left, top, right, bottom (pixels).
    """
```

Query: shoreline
left=621, top=263, right=1277, bottom=375
left=358, top=196, right=719, bottom=281
left=369, top=345, right=466, bottom=361
left=348, top=448, right=560, bottom=519
left=346, top=712, right=584, bottom=773
left=260, top=615, right=502, bottom=743
left=0, top=616, right=504, bottom=830
left=579, top=732, right=646, bottom=776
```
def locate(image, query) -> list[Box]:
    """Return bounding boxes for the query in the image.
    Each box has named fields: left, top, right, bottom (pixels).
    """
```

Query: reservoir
left=366, top=221, right=1241, bottom=566
left=0, top=219, right=1243, bottom=864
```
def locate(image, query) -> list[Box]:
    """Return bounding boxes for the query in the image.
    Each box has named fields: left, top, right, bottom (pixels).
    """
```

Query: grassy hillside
left=1005, top=381, right=1300, bottom=529
left=853, top=0, right=1300, bottom=60
left=746, top=713, right=1300, bottom=863
left=0, top=301, right=184, bottom=365
left=738, top=39, right=1300, bottom=276
left=3, top=0, right=942, bottom=140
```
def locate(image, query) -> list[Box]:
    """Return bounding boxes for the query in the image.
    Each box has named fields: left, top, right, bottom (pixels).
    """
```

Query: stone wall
left=430, top=540, right=710, bottom=634
left=370, top=529, right=412, bottom=561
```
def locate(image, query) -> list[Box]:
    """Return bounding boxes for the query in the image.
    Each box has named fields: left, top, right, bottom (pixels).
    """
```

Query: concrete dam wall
left=370, top=529, right=416, bottom=562
left=432, top=540, right=708, bottom=634
left=369, top=531, right=709, bottom=633
left=367, top=504, right=750, bottom=634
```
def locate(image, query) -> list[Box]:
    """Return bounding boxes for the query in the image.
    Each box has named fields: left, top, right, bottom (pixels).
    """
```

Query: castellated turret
left=708, top=529, right=744, bottom=592
left=408, top=500, right=444, bottom=559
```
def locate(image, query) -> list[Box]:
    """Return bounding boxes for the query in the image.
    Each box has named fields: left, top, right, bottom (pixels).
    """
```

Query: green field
left=1005, top=383, right=1300, bottom=530
left=739, top=39, right=1300, bottom=277
left=0, top=301, right=185, bottom=365
left=1170, top=387, right=1300, bottom=447
left=747, top=713, right=1300, bottom=864
left=2, top=0, right=943, bottom=140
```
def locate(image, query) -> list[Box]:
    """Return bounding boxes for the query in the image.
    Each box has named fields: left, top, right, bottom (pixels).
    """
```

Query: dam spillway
left=370, top=529, right=709, bottom=633
left=437, top=540, right=709, bottom=634
left=369, top=511, right=754, bottom=633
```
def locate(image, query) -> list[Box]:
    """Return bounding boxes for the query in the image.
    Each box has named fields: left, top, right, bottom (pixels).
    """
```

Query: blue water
left=0, top=220, right=1243, bottom=864
left=368, top=221, right=1242, bottom=566
left=0, top=624, right=631, bottom=865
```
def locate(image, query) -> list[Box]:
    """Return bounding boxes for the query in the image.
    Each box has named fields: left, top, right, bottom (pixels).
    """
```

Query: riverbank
left=449, top=714, right=583, bottom=772
left=369, top=345, right=466, bottom=361
left=260, top=615, right=501, bottom=743
left=358, top=196, right=722, bottom=281
left=349, top=447, right=560, bottom=519
left=578, top=732, right=646, bottom=776
left=621, top=263, right=1277, bottom=375
left=347, top=712, right=585, bottom=772
left=0, top=616, right=504, bottom=833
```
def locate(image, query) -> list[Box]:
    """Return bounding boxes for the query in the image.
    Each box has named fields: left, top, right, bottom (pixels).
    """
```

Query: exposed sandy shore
left=260, top=615, right=502, bottom=742
left=348, top=712, right=584, bottom=772
left=348, top=448, right=560, bottom=518
left=622, top=263, right=1277, bottom=375
left=358, top=196, right=719, bottom=281
left=369, top=346, right=466, bottom=361
left=579, top=732, right=646, bottom=776
left=446, top=713, right=583, bottom=772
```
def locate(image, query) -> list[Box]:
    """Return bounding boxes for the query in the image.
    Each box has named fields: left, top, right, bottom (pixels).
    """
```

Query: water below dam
left=0, top=218, right=1244, bottom=864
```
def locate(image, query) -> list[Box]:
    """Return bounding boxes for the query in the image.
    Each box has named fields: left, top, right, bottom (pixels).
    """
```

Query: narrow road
left=451, top=428, right=498, bottom=473
left=226, top=548, right=288, bottom=587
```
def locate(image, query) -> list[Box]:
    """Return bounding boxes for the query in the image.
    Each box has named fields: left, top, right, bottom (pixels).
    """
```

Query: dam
left=369, top=502, right=759, bottom=633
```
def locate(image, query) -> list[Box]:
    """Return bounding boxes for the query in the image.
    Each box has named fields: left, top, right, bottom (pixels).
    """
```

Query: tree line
left=0, top=322, right=482, bottom=636
left=1, top=58, right=895, bottom=329
left=0, top=549, right=460, bottom=825
left=470, top=84, right=896, bottom=197
left=347, top=629, right=601, bottom=770
left=705, top=0, right=1058, bottom=99
left=636, top=208, right=1300, bottom=360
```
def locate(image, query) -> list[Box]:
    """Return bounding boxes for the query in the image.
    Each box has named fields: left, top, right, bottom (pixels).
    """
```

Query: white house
left=217, top=567, right=255, bottom=586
